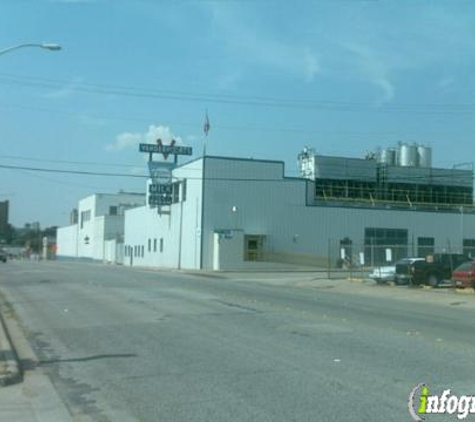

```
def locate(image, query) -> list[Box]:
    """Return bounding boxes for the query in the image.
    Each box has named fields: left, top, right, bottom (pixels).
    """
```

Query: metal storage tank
left=417, top=145, right=432, bottom=168
left=397, top=142, right=418, bottom=167
left=380, top=148, right=396, bottom=165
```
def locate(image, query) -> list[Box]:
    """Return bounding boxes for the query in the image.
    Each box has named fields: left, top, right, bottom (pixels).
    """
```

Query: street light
left=0, top=43, right=62, bottom=56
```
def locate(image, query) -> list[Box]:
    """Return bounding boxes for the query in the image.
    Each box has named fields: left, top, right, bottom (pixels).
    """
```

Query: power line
left=0, top=154, right=140, bottom=169
left=1, top=72, right=475, bottom=114
left=0, top=162, right=474, bottom=182
left=0, top=102, right=472, bottom=138
left=0, top=163, right=147, bottom=178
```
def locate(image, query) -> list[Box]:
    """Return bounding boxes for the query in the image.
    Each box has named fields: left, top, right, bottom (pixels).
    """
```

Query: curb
left=348, top=277, right=365, bottom=283
left=0, top=302, right=22, bottom=387
left=455, top=288, right=475, bottom=295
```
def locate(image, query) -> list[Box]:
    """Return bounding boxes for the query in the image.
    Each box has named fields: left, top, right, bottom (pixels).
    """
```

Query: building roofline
left=179, top=155, right=286, bottom=168
left=178, top=155, right=308, bottom=182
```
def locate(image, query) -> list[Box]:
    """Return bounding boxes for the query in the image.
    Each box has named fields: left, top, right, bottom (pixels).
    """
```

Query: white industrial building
left=57, top=192, right=145, bottom=262
left=56, top=145, right=475, bottom=271
left=122, top=148, right=475, bottom=271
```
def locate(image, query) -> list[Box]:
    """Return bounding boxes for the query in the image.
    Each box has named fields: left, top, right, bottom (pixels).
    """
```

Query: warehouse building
left=57, top=192, right=145, bottom=262
left=0, top=200, right=9, bottom=243
left=122, top=146, right=475, bottom=271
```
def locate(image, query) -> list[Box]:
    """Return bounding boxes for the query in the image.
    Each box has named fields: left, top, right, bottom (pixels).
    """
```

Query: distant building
left=70, top=208, right=78, bottom=225
left=56, top=192, right=145, bottom=262
left=0, top=200, right=9, bottom=241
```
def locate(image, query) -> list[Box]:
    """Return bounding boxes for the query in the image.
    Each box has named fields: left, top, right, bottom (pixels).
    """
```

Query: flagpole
left=203, top=110, right=210, bottom=157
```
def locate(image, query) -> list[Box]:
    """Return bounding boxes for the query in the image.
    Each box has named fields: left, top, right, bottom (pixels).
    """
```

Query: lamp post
left=0, top=43, right=61, bottom=56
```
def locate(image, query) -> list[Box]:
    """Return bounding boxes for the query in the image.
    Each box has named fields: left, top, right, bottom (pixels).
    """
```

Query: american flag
left=203, top=111, right=210, bottom=136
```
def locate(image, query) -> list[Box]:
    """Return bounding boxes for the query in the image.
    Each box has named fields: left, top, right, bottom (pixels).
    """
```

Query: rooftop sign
left=139, top=144, right=192, bottom=156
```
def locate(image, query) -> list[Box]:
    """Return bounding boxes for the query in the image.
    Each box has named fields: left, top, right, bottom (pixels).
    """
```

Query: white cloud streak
left=340, top=42, right=395, bottom=104
left=207, top=3, right=321, bottom=84
left=42, top=78, right=83, bottom=100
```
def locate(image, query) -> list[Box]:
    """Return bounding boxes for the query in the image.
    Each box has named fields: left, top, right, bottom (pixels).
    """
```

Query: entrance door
left=244, top=235, right=265, bottom=261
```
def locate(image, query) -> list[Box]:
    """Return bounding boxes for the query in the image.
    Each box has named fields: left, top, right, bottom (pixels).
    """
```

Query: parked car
left=394, top=258, right=425, bottom=285
left=0, top=249, right=7, bottom=263
left=396, top=254, right=470, bottom=287
left=451, top=261, right=475, bottom=288
left=369, top=265, right=396, bottom=284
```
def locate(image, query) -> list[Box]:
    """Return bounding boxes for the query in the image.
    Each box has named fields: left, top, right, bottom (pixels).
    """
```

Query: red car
left=451, top=261, right=475, bottom=288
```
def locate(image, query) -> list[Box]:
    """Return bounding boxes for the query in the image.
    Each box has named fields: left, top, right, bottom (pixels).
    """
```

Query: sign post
left=138, top=139, right=192, bottom=214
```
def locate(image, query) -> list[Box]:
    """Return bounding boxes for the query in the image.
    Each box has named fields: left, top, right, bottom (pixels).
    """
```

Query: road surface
left=0, top=260, right=475, bottom=421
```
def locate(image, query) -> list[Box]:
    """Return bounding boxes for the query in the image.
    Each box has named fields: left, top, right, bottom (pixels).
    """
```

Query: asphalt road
left=1, top=260, right=475, bottom=421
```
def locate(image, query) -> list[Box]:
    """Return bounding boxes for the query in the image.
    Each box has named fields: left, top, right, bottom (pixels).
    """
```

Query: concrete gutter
left=0, top=303, right=22, bottom=386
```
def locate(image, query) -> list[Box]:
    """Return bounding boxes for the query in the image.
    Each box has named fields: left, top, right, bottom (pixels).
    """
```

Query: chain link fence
left=326, top=238, right=472, bottom=280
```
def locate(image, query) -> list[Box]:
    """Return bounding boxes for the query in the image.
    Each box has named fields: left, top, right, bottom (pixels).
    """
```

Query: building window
left=173, top=183, right=180, bottom=203
left=160, top=238, right=164, bottom=253
left=80, top=210, right=91, bottom=229
left=181, top=180, right=187, bottom=202
left=153, top=238, right=157, bottom=252
left=418, top=237, right=435, bottom=258
left=364, top=227, right=408, bottom=265
left=148, top=239, right=151, bottom=252
left=109, top=206, right=118, bottom=216
left=463, top=239, right=475, bottom=258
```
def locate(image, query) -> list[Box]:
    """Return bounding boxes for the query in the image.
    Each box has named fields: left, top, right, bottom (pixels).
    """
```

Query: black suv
left=0, top=249, right=7, bottom=263
left=394, top=258, right=425, bottom=285
left=396, top=253, right=470, bottom=287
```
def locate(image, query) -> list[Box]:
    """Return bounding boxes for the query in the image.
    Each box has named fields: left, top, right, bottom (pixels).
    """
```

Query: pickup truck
left=395, top=253, right=470, bottom=287
left=369, top=265, right=396, bottom=284
left=394, top=258, right=425, bottom=285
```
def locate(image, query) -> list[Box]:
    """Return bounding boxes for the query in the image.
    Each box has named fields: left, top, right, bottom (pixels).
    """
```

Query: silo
left=383, top=148, right=397, bottom=165
left=417, top=145, right=432, bottom=168
left=398, top=142, right=418, bottom=167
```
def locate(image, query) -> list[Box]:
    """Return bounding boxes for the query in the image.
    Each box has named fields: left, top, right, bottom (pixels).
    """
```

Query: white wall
left=93, top=216, right=106, bottom=260
left=110, top=156, right=475, bottom=270
left=123, top=159, right=204, bottom=270
left=56, top=224, right=78, bottom=258
left=58, top=192, right=145, bottom=261
left=104, top=239, right=124, bottom=264
left=212, top=230, right=244, bottom=270
left=201, top=157, right=475, bottom=269
left=94, top=193, right=145, bottom=217
left=77, top=195, right=96, bottom=259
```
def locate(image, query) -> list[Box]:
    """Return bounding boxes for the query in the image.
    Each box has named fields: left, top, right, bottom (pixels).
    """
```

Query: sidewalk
left=0, top=371, right=73, bottom=422
left=0, top=308, right=21, bottom=386
left=0, top=293, right=73, bottom=422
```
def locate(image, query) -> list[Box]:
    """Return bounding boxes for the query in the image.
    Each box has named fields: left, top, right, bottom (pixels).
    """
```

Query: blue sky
left=1, top=0, right=474, bottom=227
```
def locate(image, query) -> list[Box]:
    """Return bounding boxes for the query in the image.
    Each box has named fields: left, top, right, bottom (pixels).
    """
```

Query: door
left=244, top=235, right=265, bottom=261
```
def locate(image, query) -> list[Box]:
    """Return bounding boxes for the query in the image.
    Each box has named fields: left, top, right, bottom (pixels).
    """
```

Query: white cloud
left=207, top=3, right=321, bottom=83
left=438, top=77, right=454, bottom=93
left=76, top=113, right=108, bottom=127
left=105, top=125, right=182, bottom=152
left=217, top=71, right=243, bottom=90
left=341, top=42, right=395, bottom=104
left=42, top=78, right=83, bottom=100
left=303, top=49, right=320, bottom=83
left=374, top=77, right=395, bottom=104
